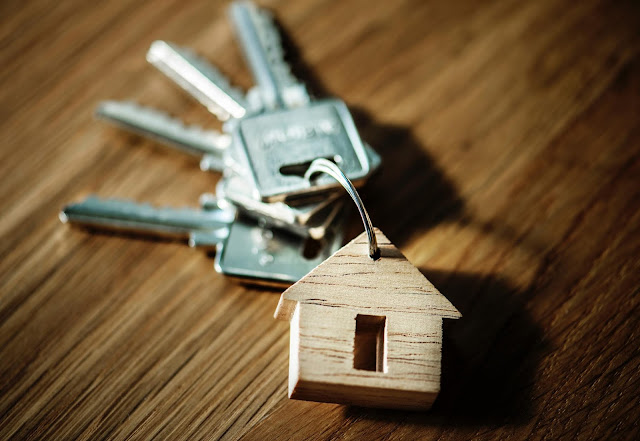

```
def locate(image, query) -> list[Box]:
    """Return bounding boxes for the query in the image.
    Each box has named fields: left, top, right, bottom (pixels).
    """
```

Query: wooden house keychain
left=274, top=159, right=461, bottom=410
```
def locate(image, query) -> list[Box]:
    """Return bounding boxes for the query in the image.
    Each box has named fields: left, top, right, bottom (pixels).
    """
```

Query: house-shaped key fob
left=274, top=228, right=461, bottom=410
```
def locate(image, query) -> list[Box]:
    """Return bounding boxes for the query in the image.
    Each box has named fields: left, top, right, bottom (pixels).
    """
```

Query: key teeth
left=253, top=8, right=297, bottom=86
left=168, top=42, right=247, bottom=101
left=96, top=100, right=231, bottom=152
left=148, top=40, right=247, bottom=120
left=248, top=4, right=310, bottom=106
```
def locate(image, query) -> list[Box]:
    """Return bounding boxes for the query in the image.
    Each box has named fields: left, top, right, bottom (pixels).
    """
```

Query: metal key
left=93, top=96, right=362, bottom=239
left=197, top=192, right=346, bottom=285
left=214, top=210, right=347, bottom=286
left=60, top=196, right=235, bottom=241
left=226, top=99, right=371, bottom=202
left=219, top=140, right=379, bottom=238
left=215, top=142, right=379, bottom=238
left=61, top=0, right=381, bottom=286
left=96, top=101, right=230, bottom=171
left=211, top=180, right=343, bottom=240
left=60, top=195, right=346, bottom=286
left=92, top=99, right=344, bottom=239
left=229, top=1, right=309, bottom=110
left=147, top=40, right=248, bottom=120
left=142, top=5, right=377, bottom=201
left=223, top=2, right=372, bottom=201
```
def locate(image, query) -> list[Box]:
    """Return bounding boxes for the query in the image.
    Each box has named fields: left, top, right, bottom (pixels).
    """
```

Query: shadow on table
left=279, top=14, right=547, bottom=254
left=282, top=26, right=465, bottom=246
left=343, top=269, right=548, bottom=428
left=347, top=107, right=464, bottom=246
left=280, top=17, right=465, bottom=246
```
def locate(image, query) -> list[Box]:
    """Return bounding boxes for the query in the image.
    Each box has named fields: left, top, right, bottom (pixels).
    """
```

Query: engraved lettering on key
left=261, top=119, right=339, bottom=149
left=232, top=100, right=370, bottom=201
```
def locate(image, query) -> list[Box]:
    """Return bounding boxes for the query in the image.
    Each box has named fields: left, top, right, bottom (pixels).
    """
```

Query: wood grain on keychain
left=1, top=0, right=640, bottom=440
left=275, top=229, right=461, bottom=410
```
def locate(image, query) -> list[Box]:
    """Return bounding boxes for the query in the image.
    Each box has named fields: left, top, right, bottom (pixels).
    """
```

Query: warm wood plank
left=1, top=0, right=639, bottom=439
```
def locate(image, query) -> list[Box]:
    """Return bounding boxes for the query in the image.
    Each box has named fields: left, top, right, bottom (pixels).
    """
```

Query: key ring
left=304, top=158, right=380, bottom=260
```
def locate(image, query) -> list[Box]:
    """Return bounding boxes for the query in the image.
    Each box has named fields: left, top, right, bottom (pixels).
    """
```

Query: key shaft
left=96, top=101, right=230, bottom=170
left=147, top=41, right=248, bottom=120
left=60, top=196, right=235, bottom=241
left=229, top=1, right=308, bottom=109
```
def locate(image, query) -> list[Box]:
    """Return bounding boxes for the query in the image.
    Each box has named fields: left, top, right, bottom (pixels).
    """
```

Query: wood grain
left=275, top=229, right=461, bottom=410
left=1, top=0, right=639, bottom=439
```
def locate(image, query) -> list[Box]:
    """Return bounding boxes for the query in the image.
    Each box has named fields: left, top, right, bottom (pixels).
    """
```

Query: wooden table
left=1, top=0, right=639, bottom=439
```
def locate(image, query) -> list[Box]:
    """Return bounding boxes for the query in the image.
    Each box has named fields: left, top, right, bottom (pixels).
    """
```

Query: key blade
left=60, top=196, right=235, bottom=240
left=188, top=229, right=229, bottom=249
left=147, top=40, right=248, bottom=120
left=96, top=101, right=230, bottom=166
left=229, top=1, right=308, bottom=109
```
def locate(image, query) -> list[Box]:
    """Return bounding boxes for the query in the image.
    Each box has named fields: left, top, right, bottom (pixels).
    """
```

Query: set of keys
left=60, top=1, right=381, bottom=286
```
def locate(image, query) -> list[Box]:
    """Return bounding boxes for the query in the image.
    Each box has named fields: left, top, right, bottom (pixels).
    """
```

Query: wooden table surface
left=1, top=0, right=639, bottom=439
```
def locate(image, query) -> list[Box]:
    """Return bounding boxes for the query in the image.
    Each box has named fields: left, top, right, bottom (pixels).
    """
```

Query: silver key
left=202, top=189, right=344, bottom=241
left=73, top=1, right=379, bottom=251
left=60, top=196, right=344, bottom=286
left=199, top=194, right=346, bottom=285
left=147, top=40, right=248, bottom=120
left=224, top=2, right=372, bottom=201
left=214, top=176, right=342, bottom=240
left=140, top=5, right=376, bottom=201
left=227, top=99, right=371, bottom=202
left=91, top=98, right=351, bottom=239
left=214, top=142, right=379, bottom=238
left=60, top=196, right=235, bottom=241
left=96, top=101, right=231, bottom=171
left=214, top=209, right=346, bottom=286
left=229, top=1, right=309, bottom=110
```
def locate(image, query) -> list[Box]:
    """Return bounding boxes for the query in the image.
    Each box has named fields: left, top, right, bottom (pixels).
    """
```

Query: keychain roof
left=274, top=159, right=461, bottom=410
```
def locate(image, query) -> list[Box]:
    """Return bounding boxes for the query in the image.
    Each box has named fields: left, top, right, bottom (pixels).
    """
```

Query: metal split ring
left=304, top=158, right=380, bottom=260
